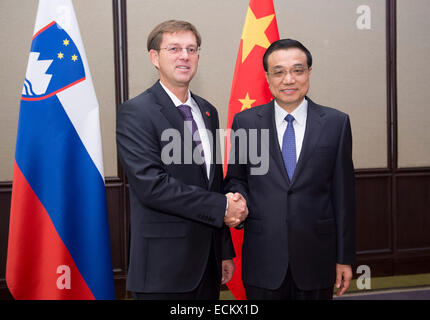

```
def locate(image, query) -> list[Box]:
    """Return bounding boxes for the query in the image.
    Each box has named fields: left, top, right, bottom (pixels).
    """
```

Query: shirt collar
left=159, top=80, right=193, bottom=108
left=274, top=98, right=308, bottom=127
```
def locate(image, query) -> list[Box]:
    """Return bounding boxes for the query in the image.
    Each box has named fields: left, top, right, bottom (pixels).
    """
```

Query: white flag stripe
left=58, top=82, right=105, bottom=178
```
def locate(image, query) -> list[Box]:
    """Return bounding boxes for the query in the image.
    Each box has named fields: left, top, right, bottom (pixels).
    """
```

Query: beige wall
left=1, top=0, right=430, bottom=181
left=0, top=0, right=37, bottom=181
left=397, top=0, right=430, bottom=168
left=275, top=0, right=387, bottom=169
left=0, top=0, right=117, bottom=180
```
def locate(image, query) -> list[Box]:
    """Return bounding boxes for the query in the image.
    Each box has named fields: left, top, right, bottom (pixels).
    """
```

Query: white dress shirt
left=159, top=81, right=211, bottom=179
left=274, top=98, right=308, bottom=162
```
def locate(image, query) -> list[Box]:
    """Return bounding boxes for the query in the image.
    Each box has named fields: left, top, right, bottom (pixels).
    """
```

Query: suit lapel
left=257, top=101, right=290, bottom=185
left=291, top=98, right=326, bottom=185
left=152, top=81, right=187, bottom=137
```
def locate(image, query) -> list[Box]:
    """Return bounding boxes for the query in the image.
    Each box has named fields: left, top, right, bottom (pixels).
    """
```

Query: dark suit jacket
left=117, top=81, right=235, bottom=293
left=224, top=97, right=355, bottom=291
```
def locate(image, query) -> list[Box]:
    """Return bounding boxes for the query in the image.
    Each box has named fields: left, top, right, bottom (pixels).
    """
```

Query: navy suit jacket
left=117, top=81, right=235, bottom=293
left=224, top=98, right=355, bottom=291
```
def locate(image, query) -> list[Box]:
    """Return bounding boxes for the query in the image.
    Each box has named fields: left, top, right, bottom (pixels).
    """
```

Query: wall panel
left=275, top=0, right=387, bottom=169
left=0, top=0, right=37, bottom=181
left=0, top=185, right=12, bottom=298
left=396, top=175, right=430, bottom=251
left=355, top=176, right=391, bottom=254
left=397, top=0, right=430, bottom=168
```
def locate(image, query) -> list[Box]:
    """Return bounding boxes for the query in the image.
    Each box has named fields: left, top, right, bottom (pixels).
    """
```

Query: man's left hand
left=221, top=259, right=235, bottom=285
left=335, top=264, right=353, bottom=296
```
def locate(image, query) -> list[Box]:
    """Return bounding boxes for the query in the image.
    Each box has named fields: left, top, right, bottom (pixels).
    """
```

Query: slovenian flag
left=6, top=0, right=115, bottom=300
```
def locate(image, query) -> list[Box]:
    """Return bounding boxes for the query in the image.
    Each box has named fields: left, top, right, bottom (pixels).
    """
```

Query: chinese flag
left=225, top=0, right=279, bottom=300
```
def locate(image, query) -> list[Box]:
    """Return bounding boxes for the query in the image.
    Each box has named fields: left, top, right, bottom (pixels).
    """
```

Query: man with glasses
left=225, top=39, right=356, bottom=300
left=117, top=20, right=247, bottom=299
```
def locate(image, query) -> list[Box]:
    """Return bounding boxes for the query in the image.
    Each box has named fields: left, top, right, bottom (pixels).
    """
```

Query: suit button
left=287, top=190, right=293, bottom=195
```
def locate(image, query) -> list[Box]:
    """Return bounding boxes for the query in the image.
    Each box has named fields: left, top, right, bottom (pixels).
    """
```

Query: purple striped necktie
left=177, top=104, right=206, bottom=169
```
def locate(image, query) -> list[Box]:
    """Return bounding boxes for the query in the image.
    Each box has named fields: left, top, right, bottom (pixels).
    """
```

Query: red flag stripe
left=6, top=161, right=94, bottom=300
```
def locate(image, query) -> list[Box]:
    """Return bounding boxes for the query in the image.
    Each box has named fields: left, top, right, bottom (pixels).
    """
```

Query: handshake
left=224, top=192, right=248, bottom=228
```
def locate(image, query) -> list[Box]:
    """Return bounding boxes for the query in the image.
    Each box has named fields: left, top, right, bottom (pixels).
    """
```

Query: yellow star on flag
left=239, top=92, right=256, bottom=111
left=63, top=39, right=70, bottom=46
left=71, top=54, right=78, bottom=62
left=241, top=6, right=274, bottom=63
left=57, top=52, right=64, bottom=59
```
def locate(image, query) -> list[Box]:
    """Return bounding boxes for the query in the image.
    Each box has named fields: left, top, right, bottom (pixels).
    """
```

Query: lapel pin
left=206, top=111, right=210, bottom=117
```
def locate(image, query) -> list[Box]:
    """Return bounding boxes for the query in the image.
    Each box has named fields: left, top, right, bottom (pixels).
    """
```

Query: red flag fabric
left=225, top=0, right=279, bottom=300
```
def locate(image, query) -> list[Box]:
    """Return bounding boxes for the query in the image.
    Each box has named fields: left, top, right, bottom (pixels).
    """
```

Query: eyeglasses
left=267, top=66, right=309, bottom=79
left=158, top=46, right=200, bottom=56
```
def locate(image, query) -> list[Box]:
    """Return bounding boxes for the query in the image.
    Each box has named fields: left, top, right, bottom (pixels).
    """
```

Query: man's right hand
left=224, top=192, right=248, bottom=228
